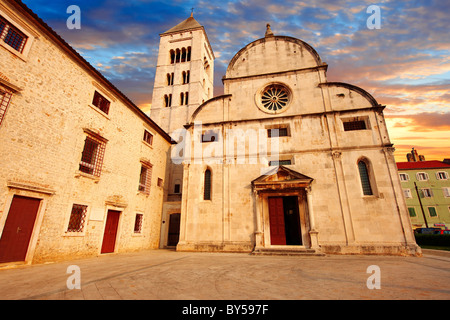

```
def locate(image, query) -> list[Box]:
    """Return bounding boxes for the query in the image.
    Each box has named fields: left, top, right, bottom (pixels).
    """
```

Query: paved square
left=0, top=250, right=449, bottom=300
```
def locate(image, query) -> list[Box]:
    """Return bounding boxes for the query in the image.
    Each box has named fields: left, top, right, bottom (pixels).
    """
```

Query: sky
left=22, top=0, right=450, bottom=162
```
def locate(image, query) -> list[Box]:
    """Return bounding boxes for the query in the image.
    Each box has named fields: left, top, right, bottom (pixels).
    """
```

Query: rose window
left=261, top=85, right=290, bottom=111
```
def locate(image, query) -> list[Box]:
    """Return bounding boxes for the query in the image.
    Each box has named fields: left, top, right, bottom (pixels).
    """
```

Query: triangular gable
left=252, top=166, right=313, bottom=185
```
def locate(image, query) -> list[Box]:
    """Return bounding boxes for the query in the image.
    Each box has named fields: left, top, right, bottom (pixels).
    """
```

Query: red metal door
left=101, top=210, right=120, bottom=254
left=268, top=197, right=286, bottom=245
left=0, top=195, right=41, bottom=263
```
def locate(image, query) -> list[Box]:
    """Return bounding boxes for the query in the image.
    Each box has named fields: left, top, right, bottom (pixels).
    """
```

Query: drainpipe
left=414, top=182, right=429, bottom=228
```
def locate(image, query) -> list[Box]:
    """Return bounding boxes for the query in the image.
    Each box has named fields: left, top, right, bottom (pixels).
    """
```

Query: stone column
left=306, top=186, right=319, bottom=249
left=253, top=190, right=263, bottom=250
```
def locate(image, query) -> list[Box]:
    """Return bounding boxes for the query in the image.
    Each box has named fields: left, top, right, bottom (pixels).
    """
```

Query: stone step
left=252, top=247, right=325, bottom=256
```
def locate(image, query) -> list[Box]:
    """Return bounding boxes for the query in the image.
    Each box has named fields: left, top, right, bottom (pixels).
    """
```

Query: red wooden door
left=101, top=210, right=120, bottom=254
left=0, top=195, right=41, bottom=263
left=268, top=197, right=286, bottom=245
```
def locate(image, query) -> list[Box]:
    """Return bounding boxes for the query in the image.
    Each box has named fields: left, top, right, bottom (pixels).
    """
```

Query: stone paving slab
left=0, top=249, right=449, bottom=300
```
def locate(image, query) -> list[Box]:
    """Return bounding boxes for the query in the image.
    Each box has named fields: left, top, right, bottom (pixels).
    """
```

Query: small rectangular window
left=443, top=187, right=450, bottom=198
left=138, top=162, right=152, bottom=194
left=92, top=91, right=111, bottom=114
left=134, top=214, right=143, bottom=233
left=421, top=188, right=432, bottom=198
left=269, top=160, right=292, bottom=166
left=157, top=178, right=163, bottom=187
left=174, top=184, right=181, bottom=194
left=436, top=171, right=449, bottom=180
left=0, top=15, right=28, bottom=53
left=403, top=189, right=412, bottom=198
left=408, top=207, right=416, bottom=217
left=67, top=204, right=87, bottom=233
left=143, top=130, right=153, bottom=145
left=268, top=127, right=288, bottom=137
left=399, top=173, right=409, bottom=182
left=416, top=172, right=429, bottom=181
left=201, top=130, right=219, bottom=143
left=427, top=207, right=437, bottom=217
left=79, top=134, right=106, bottom=177
left=343, top=120, right=366, bottom=131
left=0, top=87, right=13, bottom=126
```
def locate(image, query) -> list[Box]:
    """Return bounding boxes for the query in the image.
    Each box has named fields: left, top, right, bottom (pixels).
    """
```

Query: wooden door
left=268, top=197, right=286, bottom=245
left=0, top=195, right=41, bottom=263
left=167, top=213, right=181, bottom=246
left=101, top=210, right=120, bottom=254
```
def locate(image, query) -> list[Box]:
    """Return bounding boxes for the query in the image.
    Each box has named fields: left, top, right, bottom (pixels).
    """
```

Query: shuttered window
left=358, top=160, right=373, bottom=195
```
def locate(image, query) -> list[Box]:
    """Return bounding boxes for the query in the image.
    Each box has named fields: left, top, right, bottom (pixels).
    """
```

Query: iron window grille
left=134, top=214, right=143, bottom=233
left=268, top=127, right=288, bottom=138
left=143, top=130, right=153, bottom=145
left=67, top=204, right=87, bottom=232
left=79, top=133, right=106, bottom=177
left=343, top=120, right=367, bottom=131
left=358, top=160, right=373, bottom=196
left=269, top=160, right=292, bottom=166
left=92, top=91, right=110, bottom=114
left=204, top=169, right=211, bottom=200
left=0, top=15, right=28, bottom=53
left=0, top=86, right=13, bottom=126
left=138, top=162, right=153, bottom=194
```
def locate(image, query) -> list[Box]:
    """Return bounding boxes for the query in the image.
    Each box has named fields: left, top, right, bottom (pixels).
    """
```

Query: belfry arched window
left=358, top=159, right=373, bottom=196
left=204, top=169, right=211, bottom=200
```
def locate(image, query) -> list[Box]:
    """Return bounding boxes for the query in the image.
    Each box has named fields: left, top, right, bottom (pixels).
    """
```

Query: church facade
left=0, top=0, right=420, bottom=266
left=151, top=18, right=421, bottom=256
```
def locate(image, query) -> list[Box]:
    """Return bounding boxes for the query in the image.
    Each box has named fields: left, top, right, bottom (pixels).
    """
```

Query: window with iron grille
left=204, top=169, right=211, bottom=200
left=92, top=91, right=110, bottom=114
left=79, top=134, right=106, bottom=177
left=0, top=87, right=13, bottom=126
left=67, top=204, right=87, bottom=233
left=0, top=15, right=28, bottom=53
left=138, top=162, right=152, bottom=194
left=269, top=159, right=292, bottom=166
left=143, top=130, right=153, bottom=145
left=268, top=127, right=288, bottom=138
left=358, top=160, right=373, bottom=195
left=134, top=214, right=143, bottom=233
left=343, top=120, right=367, bottom=131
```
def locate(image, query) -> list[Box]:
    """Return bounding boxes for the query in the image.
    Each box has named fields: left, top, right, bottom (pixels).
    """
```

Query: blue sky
left=22, top=0, right=450, bottom=161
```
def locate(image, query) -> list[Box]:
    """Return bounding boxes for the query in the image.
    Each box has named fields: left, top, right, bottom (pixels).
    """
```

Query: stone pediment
left=252, top=166, right=313, bottom=191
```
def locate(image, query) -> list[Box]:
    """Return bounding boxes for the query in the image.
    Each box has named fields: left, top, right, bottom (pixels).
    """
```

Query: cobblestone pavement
left=0, top=249, right=449, bottom=300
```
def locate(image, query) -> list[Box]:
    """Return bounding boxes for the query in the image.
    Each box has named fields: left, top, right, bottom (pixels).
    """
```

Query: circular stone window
left=256, top=83, right=292, bottom=114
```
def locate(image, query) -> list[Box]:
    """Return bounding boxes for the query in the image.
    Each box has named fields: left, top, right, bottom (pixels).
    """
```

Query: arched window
left=181, top=48, right=186, bottom=62
left=358, top=160, right=373, bottom=195
left=170, top=50, right=175, bottom=64
left=187, top=46, right=191, bottom=61
left=175, top=49, right=181, bottom=63
left=180, top=92, right=184, bottom=105
left=204, top=169, right=211, bottom=200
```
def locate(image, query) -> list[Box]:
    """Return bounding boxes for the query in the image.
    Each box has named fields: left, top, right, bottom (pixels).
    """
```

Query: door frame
left=167, top=213, right=181, bottom=247
left=99, top=206, right=124, bottom=254
left=261, top=190, right=311, bottom=248
left=0, top=184, right=53, bottom=265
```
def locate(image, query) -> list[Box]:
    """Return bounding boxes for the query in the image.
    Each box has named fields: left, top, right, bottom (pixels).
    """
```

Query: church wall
left=0, top=2, right=171, bottom=264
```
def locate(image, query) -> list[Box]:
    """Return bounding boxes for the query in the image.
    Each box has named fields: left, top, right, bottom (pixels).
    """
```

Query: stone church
left=0, top=0, right=420, bottom=266
left=150, top=15, right=420, bottom=256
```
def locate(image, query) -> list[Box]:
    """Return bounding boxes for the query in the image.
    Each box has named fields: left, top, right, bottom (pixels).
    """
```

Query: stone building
left=0, top=0, right=173, bottom=264
left=151, top=18, right=421, bottom=256
left=397, top=149, right=450, bottom=231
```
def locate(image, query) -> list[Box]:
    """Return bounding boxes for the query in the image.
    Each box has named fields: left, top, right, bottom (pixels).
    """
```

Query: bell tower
left=151, top=13, right=214, bottom=135
left=151, top=14, right=214, bottom=248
